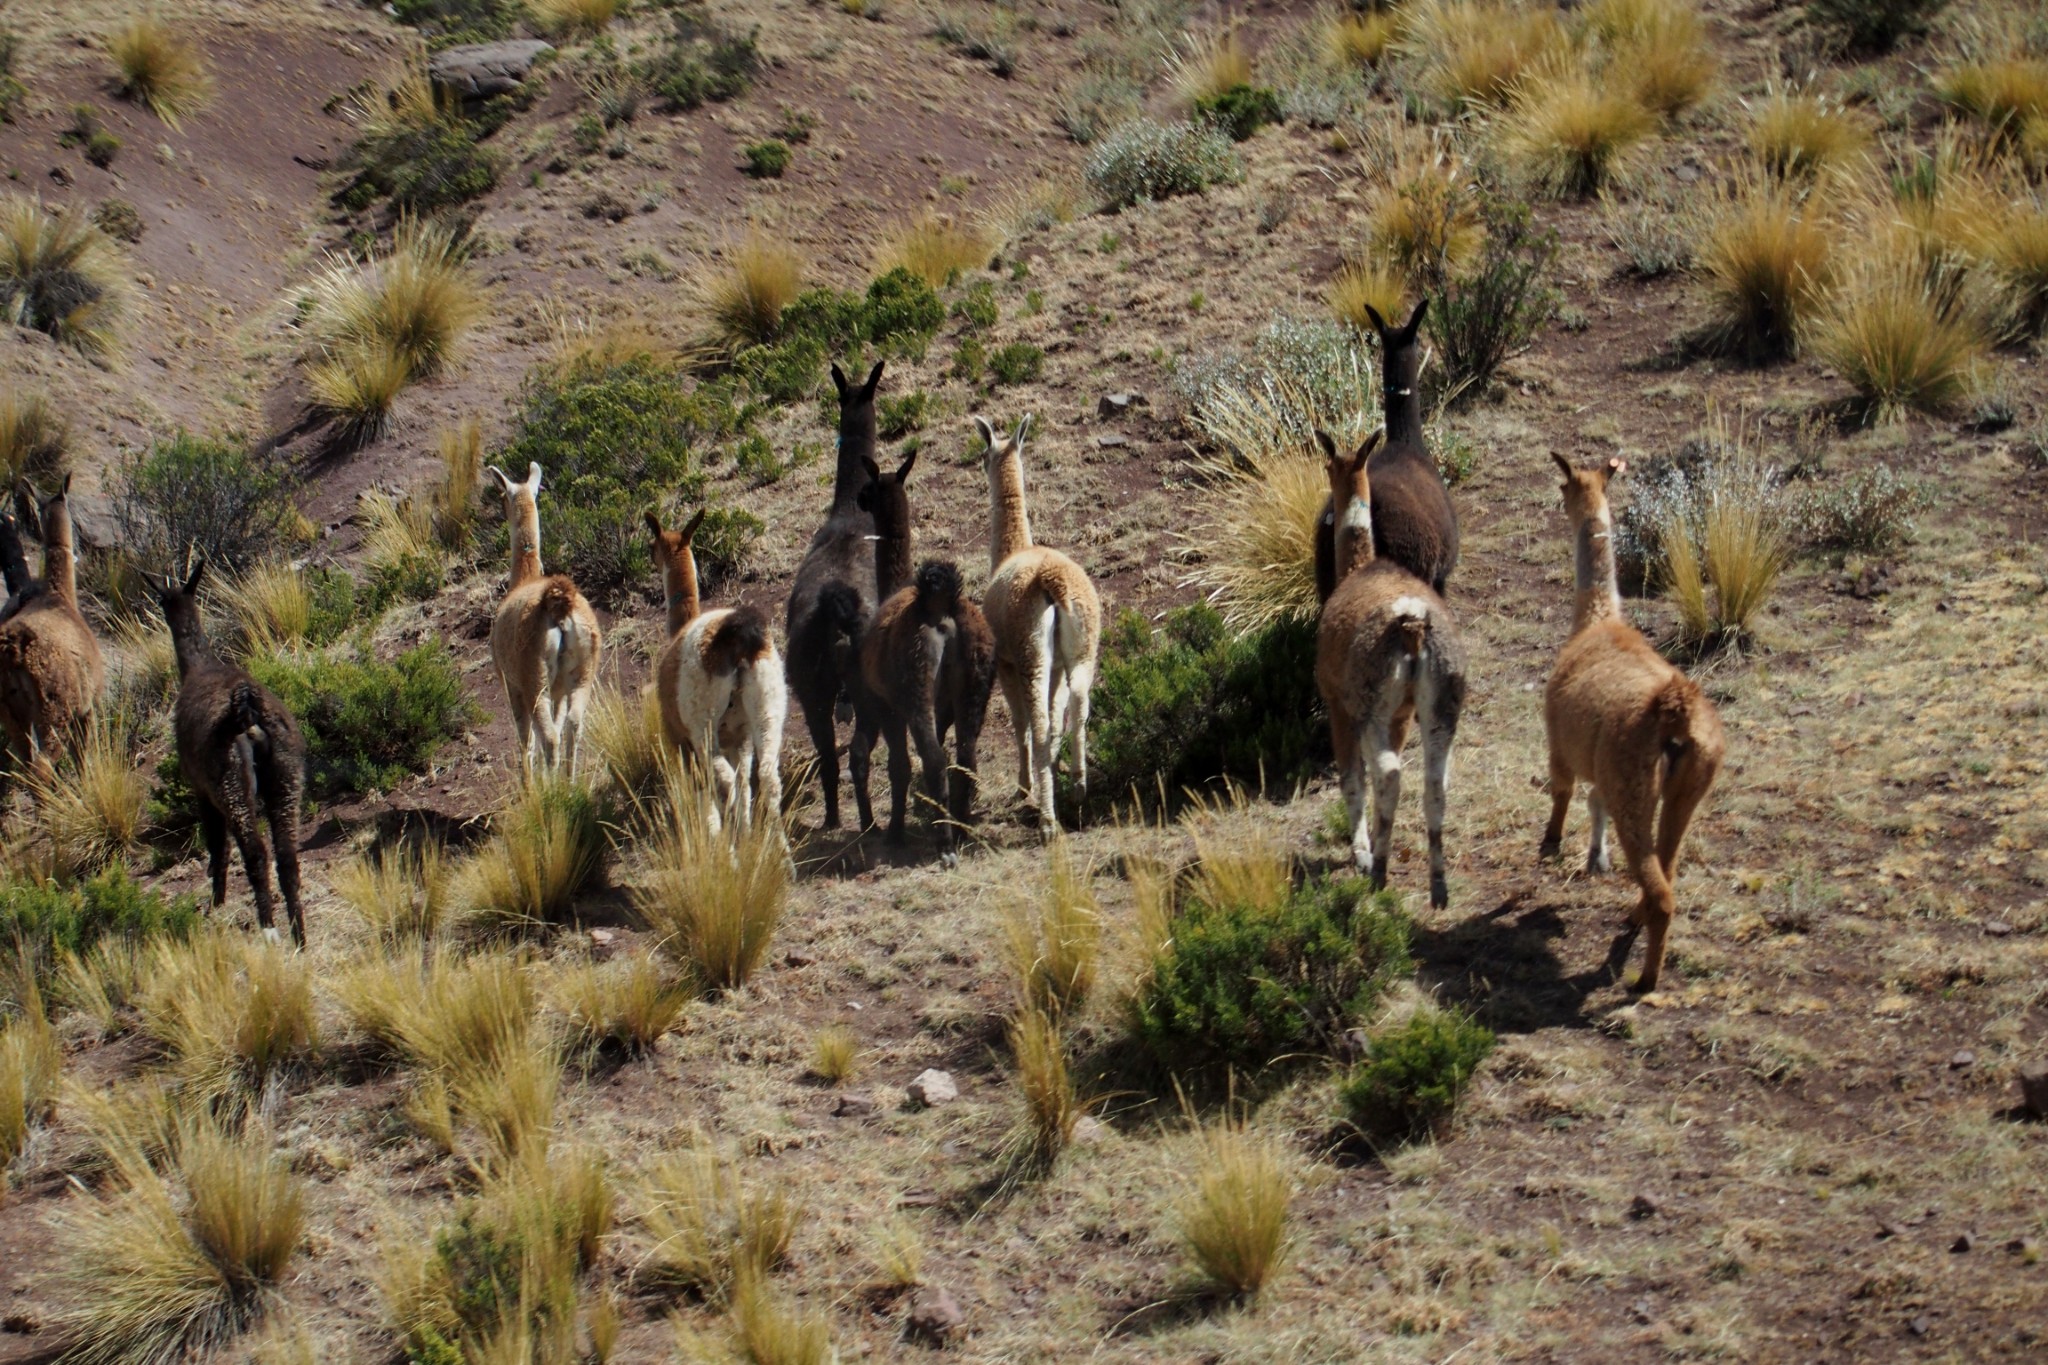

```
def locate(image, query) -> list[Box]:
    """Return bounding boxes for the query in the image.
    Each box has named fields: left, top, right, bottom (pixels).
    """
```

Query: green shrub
left=0, top=31, right=23, bottom=124
left=1337, top=1006, right=1494, bottom=1145
left=1085, top=118, right=1243, bottom=212
left=1803, top=0, right=1947, bottom=53
left=773, top=268, right=947, bottom=366
left=988, top=342, right=1044, bottom=386
left=877, top=391, right=928, bottom=438
left=59, top=106, right=122, bottom=168
left=950, top=280, right=997, bottom=331
left=735, top=333, right=826, bottom=403
left=639, top=4, right=759, bottom=110
left=112, top=432, right=298, bottom=574
left=1428, top=196, right=1558, bottom=404
left=1790, top=466, right=1928, bottom=553
left=390, top=0, right=521, bottom=43
left=248, top=642, right=480, bottom=797
left=0, top=867, right=198, bottom=1007
left=338, top=104, right=502, bottom=214
left=741, top=139, right=790, bottom=178
left=1081, top=604, right=1322, bottom=812
left=951, top=336, right=986, bottom=382
left=1193, top=83, right=1282, bottom=141
left=498, top=353, right=743, bottom=594
left=1128, top=876, right=1410, bottom=1074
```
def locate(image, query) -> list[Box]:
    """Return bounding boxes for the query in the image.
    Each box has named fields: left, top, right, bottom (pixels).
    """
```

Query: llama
left=846, top=453, right=996, bottom=861
left=645, top=509, right=787, bottom=831
left=975, top=414, right=1101, bottom=827
left=1315, top=429, right=1467, bottom=908
left=1542, top=454, right=1725, bottom=993
left=0, top=475, right=104, bottom=772
left=150, top=558, right=309, bottom=945
left=784, top=361, right=885, bottom=829
left=486, top=462, right=602, bottom=780
left=1314, top=300, right=1460, bottom=603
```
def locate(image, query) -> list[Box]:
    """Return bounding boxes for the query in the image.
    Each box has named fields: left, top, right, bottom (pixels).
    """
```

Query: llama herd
left=0, top=321, right=1725, bottom=991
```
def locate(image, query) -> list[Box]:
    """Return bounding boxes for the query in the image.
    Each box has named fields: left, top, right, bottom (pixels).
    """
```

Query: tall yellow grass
left=107, top=16, right=213, bottom=128
left=1500, top=63, right=1656, bottom=197
left=1167, top=25, right=1254, bottom=106
left=137, top=934, right=318, bottom=1107
left=334, top=839, right=451, bottom=946
left=875, top=213, right=992, bottom=290
left=0, top=391, right=68, bottom=483
left=1696, top=173, right=1835, bottom=360
left=1174, top=1117, right=1294, bottom=1298
left=631, top=760, right=792, bottom=993
left=28, top=718, right=148, bottom=881
left=697, top=233, right=805, bottom=352
left=1747, top=91, right=1870, bottom=181
left=638, top=1138, right=801, bottom=1295
left=1401, top=0, right=1566, bottom=108
left=0, top=1005, right=59, bottom=1170
left=1003, top=840, right=1101, bottom=1019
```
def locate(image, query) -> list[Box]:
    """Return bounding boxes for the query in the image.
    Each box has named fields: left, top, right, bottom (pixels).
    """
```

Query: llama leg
left=1540, top=755, right=1573, bottom=860
left=882, top=714, right=912, bottom=845
left=266, top=794, right=306, bottom=948
left=1421, top=715, right=1456, bottom=911
left=747, top=669, right=787, bottom=835
left=1655, top=746, right=1717, bottom=885
left=1365, top=719, right=1401, bottom=890
left=1064, top=663, right=1094, bottom=812
left=804, top=694, right=842, bottom=830
left=560, top=688, right=589, bottom=784
left=997, top=662, right=1031, bottom=802
left=848, top=698, right=880, bottom=833
left=1585, top=791, right=1611, bottom=874
left=200, top=803, right=229, bottom=911
left=909, top=707, right=951, bottom=861
left=1029, top=607, right=1058, bottom=828
left=1614, top=811, right=1673, bottom=992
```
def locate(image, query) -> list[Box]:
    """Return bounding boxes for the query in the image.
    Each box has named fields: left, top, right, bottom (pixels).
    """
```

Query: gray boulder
left=428, top=40, right=554, bottom=100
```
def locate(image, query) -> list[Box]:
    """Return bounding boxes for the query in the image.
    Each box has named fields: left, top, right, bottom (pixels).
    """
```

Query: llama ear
left=1400, top=297, right=1429, bottom=340
left=485, top=464, right=514, bottom=496
left=681, top=507, right=707, bottom=542
left=184, top=556, right=207, bottom=595
left=1361, top=302, right=1388, bottom=335
left=830, top=363, right=849, bottom=398
left=643, top=510, right=664, bottom=539
left=524, top=463, right=543, bottom=494
left=895, top=449, right=917, bottom=483
left=1012, top=412, right=1033, bottom=447
left=57, top=472, right=71, bottom=497
left=863, top=361, right=885, bottom=398
left=861, top=454, right=882, bottom=484
left=971, top=415, right=997, bottom=450
left=1605, top=457, right=1628, bottom=482
left=1315, top=429, right=1338, bottom=460
left=1549, top=452, right=1575, bottom=480
left=1356, top=427, right=1385, bottom=463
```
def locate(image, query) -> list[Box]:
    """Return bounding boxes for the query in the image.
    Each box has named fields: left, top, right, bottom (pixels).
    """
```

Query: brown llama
left=486, top=462, right=603, bottom=781
left=846, top=452, right=996, bottom=862
left=1314, top=300, right=1460, bottom=603
left=784, top=361, right=885, bottom=829
left=1315, top=429, right=1468, bottom=908
left=975, top=414, right=1100, bottom=827
left=0, top=475, right=104, bottom=772
left=645, top=509, right=787, bottom=832
left=150, top=558, right=309, bottom=945
left=1542, top=454, right=1725, bottom=993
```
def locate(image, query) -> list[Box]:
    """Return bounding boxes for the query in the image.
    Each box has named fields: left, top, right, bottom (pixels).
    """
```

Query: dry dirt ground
left=1, top=0, right=2046, bottom=1361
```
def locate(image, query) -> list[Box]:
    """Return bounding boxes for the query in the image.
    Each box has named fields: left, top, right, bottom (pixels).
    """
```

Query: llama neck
left=989, top=451, right=1033, bottom=572
left=1572, top=516, right=1621, bottom=630
left=1335, top=490, right=1376, bottom=581
left=1383, top=351, right=1424, bottom=449
left=43, top=519, right=76, bottom=608
left=833, top=413, right=878, bottom=515
left=169, top=621, right=213, bottom=679
left=873, top=525, right=912, bottom=600
left=660, top=551, right=699, bottom=637
left=509, top=502, right=543, bottom=587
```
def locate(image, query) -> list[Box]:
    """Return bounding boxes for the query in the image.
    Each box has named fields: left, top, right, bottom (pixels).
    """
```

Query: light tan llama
left=486, top=462, right=602, bottom=780
left=0, top=476, right=103, bottom=773
left=975, top=414, right=1101, bottom=827
left=1542, top=454, right=1725, bottom=993
left=1314, top=431, right=1467, bottom=908
left=645, top=509, right=786, bottom=832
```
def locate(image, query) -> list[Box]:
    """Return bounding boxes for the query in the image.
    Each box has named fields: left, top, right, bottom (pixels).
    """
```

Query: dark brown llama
left=151, top=558, right=309, bottom=945
left=1314, top=300, right=1460, bottom=602
left=848, top=453, right=996, bottom=863
left=783, top=361, right=884, bottom=829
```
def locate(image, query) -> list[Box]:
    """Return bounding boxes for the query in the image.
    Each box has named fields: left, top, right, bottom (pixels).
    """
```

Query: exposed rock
left=1092, top=434, right=1127, bottom=449
left=1908, top=1315, right=1931, bottom=1337
left=1072, top=1114, right=1106, bottom=1145
left=588, top=927, right=619, bottom=960
left=1877, top=1219, right=1907, bottom=1240
left=1983, top=920, right=2013, bottom=937
left=785, top=947, right=818, bottom=968
left=2018, top=1062, right=2048, bottom=1120
left=905, top=1285, right=965, bottom=1344
left=1952, top=1231, right=1977, bottom=1253
left=1096, top=392, right=1147, bottom=419
left=907, top=1069, right=958, bottom=1107
left=1628, top=1193, right=1661, bottom=1221
left=1949, top=1049, right=1974, bottom=1070
left=428, top=40, right=554, bottom=100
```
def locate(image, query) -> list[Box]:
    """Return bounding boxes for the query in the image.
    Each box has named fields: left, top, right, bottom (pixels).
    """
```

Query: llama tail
left=705, top=606, right=774, bottom=676
left=228, top=681, right=270, bottom=803
left=912, top=560, right=965, bottom=621
left=1389, top=596, right=1432, bottom=659
left=1650, top=675, right=1720, bottom=784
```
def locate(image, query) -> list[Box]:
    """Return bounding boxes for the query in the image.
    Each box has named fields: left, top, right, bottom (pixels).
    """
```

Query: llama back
left=701, top=605, right=775, bottom=675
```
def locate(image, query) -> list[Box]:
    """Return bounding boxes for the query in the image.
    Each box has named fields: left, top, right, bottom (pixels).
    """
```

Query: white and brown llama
left=1542, top=454, right=1724, bottom=993
left=645, top=509, right=786, bottom=831
left=486, top=462, right=602, bottom=780
left=975, top=414, right=1100, bottom=827
left=1315, top=429, right=1467, bottom=908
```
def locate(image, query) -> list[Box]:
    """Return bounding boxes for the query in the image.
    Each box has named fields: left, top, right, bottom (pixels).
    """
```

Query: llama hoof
left=1429, top=873, right=1449, bottom=910
left=1538, top=838, right=1562, bottom=862
left=1586, top=850, right=1612, bottom=874
left=1368, top=857, right=1389, bottom=891
left=939, top=849, right=959, bottom=870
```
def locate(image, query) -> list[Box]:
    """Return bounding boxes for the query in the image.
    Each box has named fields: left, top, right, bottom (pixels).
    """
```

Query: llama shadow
left=1103, top=1289, right=1244, bottom=1339
left=1407, top=889, right=1628, bottom=1036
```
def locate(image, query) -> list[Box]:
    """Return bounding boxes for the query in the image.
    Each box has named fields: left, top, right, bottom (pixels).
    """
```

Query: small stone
left=1877, top=1219, right=1907, bottom=1240
left=49, top=165, right=72, bottom=187
left=2018, top=1062, right=2048, bottom=1120
left=785, top=948, right=818, bottom=968
left=588, top=927, right=619, bottom=960
left=1628, top=1298, right=1654, bottom=1325
left=428, top=39, right=555, bottom=99
left=1950, top=1049, right=1975, bottom=1069
left=1983, top=920, right=2013, bottom=937
left=905, top=1285, right=965, bottom=1344
left=1953, top=1231, right=1977, bottom=1253
left=1092, top=434, right=1127, bottom=448
left=1628, top=1193, right=1661, bottom=1220
left=1096, top=392, right=1145, bottom=419
left=1072, top=1114, right=1106, bottom=1145
left=907, top=1069, right=958, bottom=1107
left=1909, top=1315, right=1931, bottom=1337
left=2006, top=1236, right=2040, bottom=1263
left=832, top=1093, right=876, bottom=1118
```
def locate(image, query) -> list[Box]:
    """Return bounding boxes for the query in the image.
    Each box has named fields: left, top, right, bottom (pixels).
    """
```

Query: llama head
left=971, top=413, right=1032, bottom=471
left=1551, top=453, right=1626, bottom=526
left=15, top=472, right=72, bottom=545
left=832, top=361, right=886, bottom=438
left=1363, top=298, right=1428, bottom=398
left=146, top=555, right=208, bottom=630
left=1316, top=427, right=1380, bottom=507
left=855, top=452, right=917, bottom=536
left=487, top=463, right=545, bottom=566
left=644, top=507, right=707, bottom=568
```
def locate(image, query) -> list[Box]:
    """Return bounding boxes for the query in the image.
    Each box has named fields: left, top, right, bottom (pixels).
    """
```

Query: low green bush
left=1428, top=196, right=1557, bottom=404
left=734, top=333, right=825, bottom=403
left=775, top=267, right=947, bottom=366
left=498, top=353, right=744, bottom=594
left=338, top=104, right=503, bottom=214
left=1194, top=83, right=1282, bottom=141
left=1803, top=0, right=1947, bottom=52
left=248, top=642, right=480, bottom=797
left=988, top=342, right=1044, bottom=386
left=1081, top=604, right=1322, bottom=812
left=91, top=199, right=144, bottom=244
left=0, top=32, right=23, bottom=124
left=59, top=106, right=121, bottom=168
left=1790, top=466, right=1928, bottom=553
left=877, top=391, right=928, bottom=438
left=950, top=280, right=997, bottom=331
left=1338, top=1006, right=1494, bottom=1145
left=0, top=867, right=198, bottom=1007
left=1127, top=876, right=1410, bottom=1074
left=112, top=432, right=299, bottom=574
left=390, top=0, right=521, bottom=43
left=741, top=139, right=790, bottom=178
left=1085, top=118, right=1243, bottom=212
left=639, top=4, right=759, bottom=110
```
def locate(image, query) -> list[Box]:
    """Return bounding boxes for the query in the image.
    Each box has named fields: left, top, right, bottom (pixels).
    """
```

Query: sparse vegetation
left=556, top=951, right=691, bottom=1057
left=1085, top=118, right=1244, bottom=212
left=1748, top=90, right=1870, bottom=180
left=637, top=1139, right=800, bottom=1295
left=1174, top=1118, right=1293, bottom=1299
left=60, top=105, right=122, bottom=168
left=876, top=213, right=991, bottom=291
left=1499, top=64, right=1656, bottom=197
left=337, top=72, right=502, bottom=214
left=457, top=778, right=605, bottom=933
left=741, top=139, right=790, bottom=178
left=112, top=432, right=298, bottom=574
left=807, top=1026, right=859, bottom=1084
left=1696, top=174, right=1835, bottom=361
left=1790, top=464, right=1927, bottom=551
left=640, top=5, right=760, bottom=110
left=106, top=16, right=212, bottom=127
left=0, top=194, right=124, bottom=354
left=335, top=840, right=452, bottom=946
left=1806, top=0, right=1949, bottom=54
left=1007, top=1005, right=1079, bottom=1169
left=0, top=30, right=23, bottom=124
left=1339, top=1004, right=1495, bottom=1144
left=698, top=234, right=805, bottom=352
left=1428, top=195, right=1558, bottom=399
left=247, top=642, right=477, bottom=797
left=531, top=0, right=619, bottom=39
left=631, top=762, right=792, bottom=993
left=0, top=390, right=68, bottom=483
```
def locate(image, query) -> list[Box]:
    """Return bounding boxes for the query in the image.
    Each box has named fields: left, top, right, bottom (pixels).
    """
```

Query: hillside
left=0, top=0, right=2045, bottom=1361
